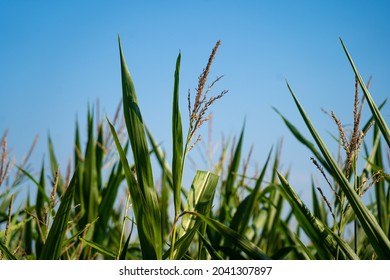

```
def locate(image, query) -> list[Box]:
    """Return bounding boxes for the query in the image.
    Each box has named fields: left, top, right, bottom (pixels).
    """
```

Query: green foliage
left=0, top=38, right=389, bottom=260
left=285, top=81, right=390, bottom=259
left=39, top=172, right=76, bottom=259
left=114, top=36, right=162, bottom=259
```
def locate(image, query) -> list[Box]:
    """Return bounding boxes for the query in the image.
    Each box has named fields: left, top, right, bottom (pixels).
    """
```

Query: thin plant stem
left=118, top=192, right=131, bottom=260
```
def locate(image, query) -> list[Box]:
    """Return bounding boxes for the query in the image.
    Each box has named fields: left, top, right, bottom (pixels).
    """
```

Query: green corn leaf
left=93, top=160, right=125, bottom=244
left=278, top=171, right=360, bottom=259
left=107, top=117, right=160, bottom=260
left=226, top=124, right=244, bottom=198
left=73, top=118, right=84, bottom=218
left=170, top=224, right=199, bottom=260
left=270, top=246, right=299, bottom=260
left=230, top=149, right=272, bottom=235
left=48, top=135, right=63, bottom=194
left=172, top=52, right=184, bottom=218
left=82, top=109, right=98, bottom=226
left=118, top=37, right=156, bottom=198
left=35, top=161, right=46, bottom=256
left=279, top=220, right=315, bottom=260
left=197, top=231, right=224, bottom=260
left=324, top=226, right=360, bottom=260
left=17, top=166, right=50, bottom=205
left=117, top=36, right=162, bottom=259
left=24, top=196, right=33, bottom=255
left=183, top=211, right=270, bottom=260
left=286, top=82, right=390, bottom=259
left=0, top=242, right=17, bottom=260
left=39, top=170, right=76, bottom=260
left=172, top=170, right=219, bottom=259
left=219, top=124, right=245, bottom=223
left=366, top=125, right=389, bottom=234
left=264, top=189, right=284, bottom=254
left=169, top=52, right=184, bottom=259
left=95, top=120, right=104, bottom=190
left=160, top=167, right=171, bottom=243
left=277, top=171, right=340, bottom=259
left=162, top=225, right=199, bottom=260
left=311, top=180, right=327, bottom=224
left=340, top=38, right=390, bottom=147
left=262, top=144, right=285, bottom=253
left=74, top=118, right=82, bottom=168
left=273, top=107, right=330, bottom=174
left=146, top=126, right=174, bottom=191
left=79, top=237, right=116, bottom=258
left=119, top=231, right=133, bottom=260
left=229, top=195, right=252, bottom=233
left=178, top=171, right=219, bottom=237
left=361, top=99, right=387, bottom=134
left=292, top=236, right=315, bottom=260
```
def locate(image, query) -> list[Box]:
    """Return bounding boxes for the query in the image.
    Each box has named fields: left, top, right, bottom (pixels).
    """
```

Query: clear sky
left=1, top=0, right=389, bottom=204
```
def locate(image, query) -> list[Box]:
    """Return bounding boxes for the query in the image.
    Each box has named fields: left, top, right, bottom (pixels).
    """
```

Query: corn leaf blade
left=173, top=171, right=219, bottom=259
left=219, top=124, right=245, bottom=223
left=340, top=38, right=390, bottom=147
left=79, top=237, right=116, bottom=258
left=117, top=37, right=162, bottom=259
left=184, top=211, right=270, bottom=260
left=0, top=242, right=16, bottom=260
left=39, top=171, right=76, bottom=260
left=107, top=118, right=160, bottom=259
left=273, top=107, right=330, bottom=174
left=172, top=53, right=184, bottom=217
left=277, top=171, right=358, bottom=259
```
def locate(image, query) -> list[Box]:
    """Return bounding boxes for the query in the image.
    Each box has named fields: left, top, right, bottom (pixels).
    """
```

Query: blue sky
left=1, top=1, right=389, bottom=204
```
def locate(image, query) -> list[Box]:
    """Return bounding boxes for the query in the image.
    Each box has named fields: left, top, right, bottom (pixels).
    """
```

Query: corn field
left=0, top=38, right=389, bottom=260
